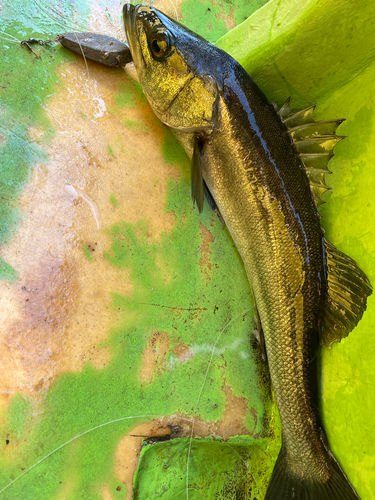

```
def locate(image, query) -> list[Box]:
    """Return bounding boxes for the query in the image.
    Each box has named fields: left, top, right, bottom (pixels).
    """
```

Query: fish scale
left=123, top=4, right=371, bottom=498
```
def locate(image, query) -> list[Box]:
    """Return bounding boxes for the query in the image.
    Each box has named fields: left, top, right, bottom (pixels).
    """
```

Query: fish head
left=123, top=4, right=219, bottom=132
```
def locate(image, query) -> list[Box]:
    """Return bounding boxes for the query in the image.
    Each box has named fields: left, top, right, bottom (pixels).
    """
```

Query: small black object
left=58, top=32, right=133, bottom=67
left=21, top=37, right=58, bottom=59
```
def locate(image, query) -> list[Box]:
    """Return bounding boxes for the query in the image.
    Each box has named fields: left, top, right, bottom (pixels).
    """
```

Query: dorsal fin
left=283, top=104, right=316, bottom=128
left=278, top=97, right=292, bottom=119
left=321, top=239, right=372, bottom=347
left=277, top=100, right=372, bottom=346
left=288, top=119, right=345, bottom=141
left=295, top=136, right=345, bottom=155
left=276, top=98, right=345, bottom=207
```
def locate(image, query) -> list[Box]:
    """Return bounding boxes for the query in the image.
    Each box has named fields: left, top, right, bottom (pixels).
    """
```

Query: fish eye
left=149, top=32, right=171, bottom=59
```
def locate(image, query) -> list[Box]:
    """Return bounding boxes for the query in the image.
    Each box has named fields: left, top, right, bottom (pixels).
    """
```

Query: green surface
left=0, top=0, right=82, bottom=280
left=133, top=436, right=278, bottom=499
left=180, top=0, right=268, bottom=43
left=110, top=194, right=120, bottom=207
left=0, top=0, right=374, bottom=499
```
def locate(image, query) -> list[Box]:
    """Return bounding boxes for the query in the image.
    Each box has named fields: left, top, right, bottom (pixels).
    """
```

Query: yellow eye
left=149, top=32, right=171, bottom=58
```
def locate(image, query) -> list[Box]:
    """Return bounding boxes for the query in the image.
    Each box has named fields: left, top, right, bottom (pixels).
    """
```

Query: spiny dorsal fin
left=321, top=239, right=372, bottom=347
left=288, top=119, right=345, bottom=141
left=283, top=104, right=316, bottom=128
left=294, top=136, right=345, bottom=155
left=276, top=98, right=345, bottom=207
left=305, top=169, right=328, bottom=187
left=309, top=184, right=331, bottom=207
left=278, top=97, right=292, bottom=119
left=299, top=153, right=333, bottom=170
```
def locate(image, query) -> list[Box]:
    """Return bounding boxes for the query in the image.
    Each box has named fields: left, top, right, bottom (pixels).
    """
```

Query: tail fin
left=265, top=444, right=360, bottom=500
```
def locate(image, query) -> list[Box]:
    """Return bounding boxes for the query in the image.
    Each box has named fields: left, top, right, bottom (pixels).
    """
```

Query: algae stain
left=110, top=194, right=120, bottom=207
left=161, top=127, right=189, bottom=171
left=114, top=77, right=147, bottom=109
left=0, top=256, right=18, bottom=282
left=0, top=2, right=89, bottom=281
left=83, top=244, right=94, bottom=261
left=123, top=117, right=148, bottom=132
left=181, top=0, right=228, bottom=43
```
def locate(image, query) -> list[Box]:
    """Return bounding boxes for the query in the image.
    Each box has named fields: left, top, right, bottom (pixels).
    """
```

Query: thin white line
left=0, top=414, right=161, bottom=495
left=186, top=310, right=250, bottom=499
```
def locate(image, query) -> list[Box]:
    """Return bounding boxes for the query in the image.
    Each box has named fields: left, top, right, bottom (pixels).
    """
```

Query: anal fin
left=321, top=238, right=372, bottom=347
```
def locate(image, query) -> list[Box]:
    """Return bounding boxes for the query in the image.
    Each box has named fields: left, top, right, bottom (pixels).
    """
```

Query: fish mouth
left=123, top=3, right=145, bottom=71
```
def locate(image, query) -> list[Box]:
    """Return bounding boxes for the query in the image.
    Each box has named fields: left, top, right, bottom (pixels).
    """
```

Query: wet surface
left=3, top=0, right=373, bottom=498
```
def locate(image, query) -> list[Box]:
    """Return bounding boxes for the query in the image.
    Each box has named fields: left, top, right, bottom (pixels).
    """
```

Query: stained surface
left=0, top=0, right=374, bottom=499
left=0, top=1, right=272, bottom=499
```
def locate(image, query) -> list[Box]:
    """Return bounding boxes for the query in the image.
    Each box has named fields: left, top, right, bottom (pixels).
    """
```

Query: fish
left=123, top=4, right=372, bottom=499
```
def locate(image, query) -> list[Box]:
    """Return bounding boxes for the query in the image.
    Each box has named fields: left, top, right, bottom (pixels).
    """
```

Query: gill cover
left=123, top=4, right=219, bottom=132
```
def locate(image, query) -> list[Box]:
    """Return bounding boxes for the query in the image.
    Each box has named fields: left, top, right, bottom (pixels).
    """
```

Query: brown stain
left=173, top=342, right=193, bottom=362
left=153, top=0, right=185, bottom=21
left=114, top=419, right=174, bottom=500
left=3, top=257, right=80, bottom=394
left=1, top=54, right=181, bottom=399
left=140, top=331, right=170, bottom=384
left=28, top=127, right=45, bottom=142
left=214, top=382, right=250, bottom=439
left=101, top=486, right=114, bottom=500
left=199, top=223, right=214, bottom=284
left=218, top=5, right=237, bottom=31
left=211, top=0, right=237, bottom=31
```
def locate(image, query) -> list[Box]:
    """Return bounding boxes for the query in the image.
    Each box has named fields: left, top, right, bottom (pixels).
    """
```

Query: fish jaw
left=123, top=4, right=145, bottom=76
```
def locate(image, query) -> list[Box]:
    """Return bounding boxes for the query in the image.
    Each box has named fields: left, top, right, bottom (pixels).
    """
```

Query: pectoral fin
left=191, top=136, right=204, bottom=213
left=204, top=181, right=225, bottom=224
left=254, top=307, right=267, bottom=362
left=321, top=238, right=372, bottom=347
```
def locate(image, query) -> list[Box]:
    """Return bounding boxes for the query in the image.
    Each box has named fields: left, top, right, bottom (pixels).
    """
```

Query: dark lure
left=121, top=5, right=371, bottom=499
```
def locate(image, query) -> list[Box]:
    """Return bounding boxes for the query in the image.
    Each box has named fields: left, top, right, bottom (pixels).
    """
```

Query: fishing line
left=0, top=36, right=20, bottom=46
left=33, top=0, right=90, bottom=78
left=0, top=414, right=161, bottom=495
left=0, top=30, right=21, bottom=44
left=34, top=0, right=87, bottom=33
left=0, top=414, right=215, bottom=495
left=167, top=0, right=179, bottom=21
left=185, top=309, right=250, bottom=500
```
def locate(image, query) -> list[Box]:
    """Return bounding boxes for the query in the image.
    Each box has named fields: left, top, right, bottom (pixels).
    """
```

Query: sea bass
left=123, top=4, right=372, bottom=499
